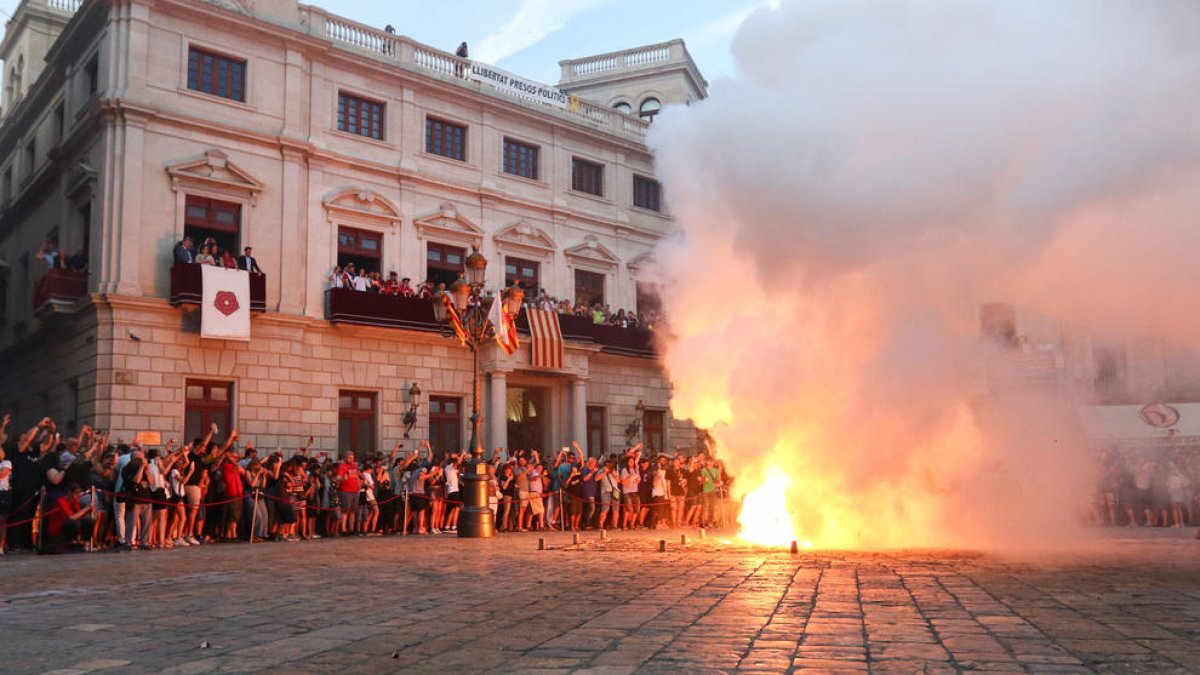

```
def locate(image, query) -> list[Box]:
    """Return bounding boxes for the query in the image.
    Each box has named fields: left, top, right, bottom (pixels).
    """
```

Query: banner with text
left=469, top=61, right=570, bottom=109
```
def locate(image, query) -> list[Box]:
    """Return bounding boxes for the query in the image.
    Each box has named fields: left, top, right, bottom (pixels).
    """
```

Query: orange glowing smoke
left=642, top=0, right=1200, bottom=551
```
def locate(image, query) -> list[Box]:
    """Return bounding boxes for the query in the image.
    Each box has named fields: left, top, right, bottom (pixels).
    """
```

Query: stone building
left=0, top=0, right=707, bottom=456
left=978, top=303, right=1200, bottom=456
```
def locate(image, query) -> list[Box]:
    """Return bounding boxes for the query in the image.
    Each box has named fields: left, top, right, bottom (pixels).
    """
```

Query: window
left=425, top=117, right=466, bottom=161
left=643, top=409, right=665, bottom=453
left=185, top=380, right=232, bottom=442
left=633, top=175, right=661, bottom=212
left=338, top=391, right=376, bottom=454
left=504, top=257, right=538, bottom=291
left=426, top=242, right=466, bottom=287
left=184, top=195, right=241, bottom=258
left=187, top=47, right=246, bottom=102
left=639, top=97, right=661, bottom=121
left=502, top=138, right=538, bottom=180
left=0, top=265, right=9, bottom=326
left=613, top=102, right=632, bottom=115
left=571, top=157, right=603, bottom=196
left=1094, top=341, right=1127, bottom=402
left=23, top=140, right=35, bottom=180
left=636, top=281, right=660, bottom=318
left=84, top=55, right=99, bottom=96
left=586, top=406, right=606, bottom=456
left=574, top=269, right=605, bottom=307
left=428, top=396, right=462, bottom=454
left=77, top=203, right=92, bottom=258
left=54, top=103, right=65, bottom=142
left=980, top=303, right=1017, bottom=346
left=337, top=92, right=385, bottom=140
left=337, top=226, right=382, bottom=273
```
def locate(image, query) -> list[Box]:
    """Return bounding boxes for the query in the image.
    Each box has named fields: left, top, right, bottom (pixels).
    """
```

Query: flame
left=736, top=469, right=796, bottom=547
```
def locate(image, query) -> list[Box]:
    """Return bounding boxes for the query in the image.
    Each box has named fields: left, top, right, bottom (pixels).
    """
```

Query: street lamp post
left=430, top=247, right=524, bottom=538
left=402, top=383, right=422, bottom=438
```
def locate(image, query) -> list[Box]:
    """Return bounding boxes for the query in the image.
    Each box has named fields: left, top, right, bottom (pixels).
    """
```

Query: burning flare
left=736, top=470, right=796, bottom=547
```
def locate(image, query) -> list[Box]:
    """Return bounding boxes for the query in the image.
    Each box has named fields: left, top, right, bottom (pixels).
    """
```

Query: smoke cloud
left=647, top=0, right=1200, bottom=548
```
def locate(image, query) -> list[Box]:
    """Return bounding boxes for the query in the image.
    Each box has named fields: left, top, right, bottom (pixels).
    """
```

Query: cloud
left=683, top=0, right=778, bottom=51
left=475, top=0, right=610, bottom=65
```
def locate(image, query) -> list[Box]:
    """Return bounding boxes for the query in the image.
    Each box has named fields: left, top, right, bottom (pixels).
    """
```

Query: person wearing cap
left=398, top=277, right=416, bottom=298
left=237, top=246, right=263, bottom=274
left=383, top=271, right=401, bottom=295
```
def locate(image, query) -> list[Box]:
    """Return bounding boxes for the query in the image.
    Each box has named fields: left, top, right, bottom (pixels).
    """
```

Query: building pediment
left=493, top=220, right=556, bottom=255
left=565, top=235, right=619, bottom=268
left=413, top=203, right=483, bottom=245
left=626, top=251, right=655, bottom=273
left=322, top=187, right=402, bottom=225
left=167, top=150, right=263, bottom=204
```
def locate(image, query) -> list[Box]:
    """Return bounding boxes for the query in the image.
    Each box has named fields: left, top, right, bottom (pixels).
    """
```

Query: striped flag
left=488, top=295, right=519, bottom=355
left=443, top=295, right=468, bottom=347
left=526, top=308, right=563, bottom=369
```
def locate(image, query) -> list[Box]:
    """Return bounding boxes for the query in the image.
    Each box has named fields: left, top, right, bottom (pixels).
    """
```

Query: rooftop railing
left=305, top=7, right=649, bottom=141
left=558, top=40, right=680, bottom=83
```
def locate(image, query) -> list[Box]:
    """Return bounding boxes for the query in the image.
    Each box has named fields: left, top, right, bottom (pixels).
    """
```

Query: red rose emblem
left=214, top=290, right=240, bottom=316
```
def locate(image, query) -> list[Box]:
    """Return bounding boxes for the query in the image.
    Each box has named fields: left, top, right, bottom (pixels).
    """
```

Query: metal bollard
left=572, top=532, right=580, bottom=545
left=600, top=529, right=607, bottom=540
left=658, top=539, right=666, bottom=552
left=700, top=528, right=706, bottom=540
left=790, top=540, right=799, bottom=554
left=537, top=537, right=545, bottom=551
left=681, top=534, right=687, bottom=546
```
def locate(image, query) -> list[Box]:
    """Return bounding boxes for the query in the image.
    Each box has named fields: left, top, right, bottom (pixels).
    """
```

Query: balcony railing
left=326, top=288, right=656, bottom=357
left=326, top=288, right=437, bottom=330
left=169, top=264, right=266, bottom=312
left=302, top=7, right=649, bottom=141
left=32, top=268, right=89, bottom=312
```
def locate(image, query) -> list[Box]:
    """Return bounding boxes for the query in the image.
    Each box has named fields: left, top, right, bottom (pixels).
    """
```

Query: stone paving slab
left=1, top=529, right=1199, bottom=673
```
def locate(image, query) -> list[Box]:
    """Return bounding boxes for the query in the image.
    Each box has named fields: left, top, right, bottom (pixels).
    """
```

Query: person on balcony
left=173, top=237, right=195, bottom=265
left=220, top=247, right=238, bottom=269
left=194, top=244, right=216, bottom=266
left=36, top=240, right=61, bottom=269
left=328, top=266, right=346, bottom=289
left=417, top=278, right=435, bottom=299
left=237, top=246, right=263, bottom=274
left=382, top=271, right=400, bottom=295
left=350, top=267, right=371, bottom=292
left=65, top=247, right=88, bottom=272
left=398, top=277, right=416, bottom=298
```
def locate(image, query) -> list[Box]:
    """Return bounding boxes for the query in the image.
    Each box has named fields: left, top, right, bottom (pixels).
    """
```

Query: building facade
left=0, top=0, right=705, bottom=456
left=979, top=303, right=1200, bottom=456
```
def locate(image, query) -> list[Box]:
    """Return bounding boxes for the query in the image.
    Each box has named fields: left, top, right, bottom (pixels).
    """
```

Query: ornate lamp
left=403, top=383, right=422, bottom=438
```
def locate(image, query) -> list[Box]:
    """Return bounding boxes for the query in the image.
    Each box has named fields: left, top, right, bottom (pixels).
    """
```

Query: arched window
left=612, top=101, right=632, bottom=115
left=639, top=97, right=661, bottom=121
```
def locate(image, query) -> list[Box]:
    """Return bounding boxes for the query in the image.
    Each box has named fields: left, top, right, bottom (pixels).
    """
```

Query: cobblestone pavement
left=2, top=528, right=1199, bottom=674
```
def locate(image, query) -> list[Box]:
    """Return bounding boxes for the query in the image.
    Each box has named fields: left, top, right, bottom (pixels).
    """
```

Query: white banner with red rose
left=201, top=265, right=251, bottom=341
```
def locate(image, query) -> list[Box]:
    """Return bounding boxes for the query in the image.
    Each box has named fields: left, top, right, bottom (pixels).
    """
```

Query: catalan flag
left=526, top=308, right=563, bottom=369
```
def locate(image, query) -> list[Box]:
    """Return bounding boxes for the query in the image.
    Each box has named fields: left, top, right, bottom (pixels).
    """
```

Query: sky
left=0, top=0, right=766, bottom=87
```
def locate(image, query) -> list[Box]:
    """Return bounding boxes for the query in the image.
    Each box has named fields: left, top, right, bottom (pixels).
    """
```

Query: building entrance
left=506, top=386, right=546, bottom=453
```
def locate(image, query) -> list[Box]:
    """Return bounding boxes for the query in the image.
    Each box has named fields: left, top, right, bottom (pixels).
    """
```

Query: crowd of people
left=172, top=236, right=264, bottom=273
left=36, top=239, right=88, bottom=273
left=1089, top=449, right=1200, bottom=529
left=0, top=414, right=731, bottom=556
left=326, top=264, right=662, bottom=331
